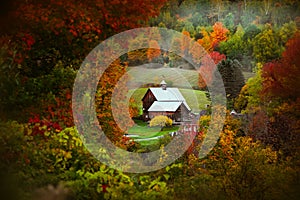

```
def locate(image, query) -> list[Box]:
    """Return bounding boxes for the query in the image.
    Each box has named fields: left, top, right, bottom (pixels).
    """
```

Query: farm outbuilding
left=142, top=80, right=191, bottom=122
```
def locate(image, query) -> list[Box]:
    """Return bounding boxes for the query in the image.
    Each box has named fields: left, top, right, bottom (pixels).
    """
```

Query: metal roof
left=148, top=101, right=182, bottom=112
left=149, top=88, right=186, bottom=102
left=182, top=102, right=191, bottom=111
left=148, top=101, right=191, bottom=112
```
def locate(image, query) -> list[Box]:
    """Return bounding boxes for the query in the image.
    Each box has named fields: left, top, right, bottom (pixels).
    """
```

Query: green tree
left=214, top=58, right=245, bottom=109
left=235, top=63, right=263, bottom=114
left=222, top=12, right=235, bottom=32
left=243, top=24, right=261, bottom=41
left=219, top=25, right=246, bottom=60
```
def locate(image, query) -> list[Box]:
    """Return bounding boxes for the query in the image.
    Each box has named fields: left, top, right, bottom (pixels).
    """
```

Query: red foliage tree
left=2, top=0, right=168, bottom=74
left=257, top=32, right=300, bottom=156
left=198, top=51, right=226, bottom=89
left=1, top=0, right=168, bottom=127
left=12, top=0, right=167, bottom=38
left=262, top=32, right=300, bottom=101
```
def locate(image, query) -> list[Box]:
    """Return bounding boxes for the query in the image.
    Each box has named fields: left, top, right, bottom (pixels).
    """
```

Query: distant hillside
left=127, top=66, right=199, bottom=89
left=127, top=66, right=251, bottom=89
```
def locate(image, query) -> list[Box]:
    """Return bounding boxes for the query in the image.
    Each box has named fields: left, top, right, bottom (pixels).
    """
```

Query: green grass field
left=127, top=120, right=178, bottom=139
left=126, top=120, right=176, bottom=148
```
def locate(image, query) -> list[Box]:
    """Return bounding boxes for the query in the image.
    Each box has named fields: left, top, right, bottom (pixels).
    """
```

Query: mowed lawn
left=129, top=88, right=210, bottom=113
left=127, top=120, right=179, bottom=139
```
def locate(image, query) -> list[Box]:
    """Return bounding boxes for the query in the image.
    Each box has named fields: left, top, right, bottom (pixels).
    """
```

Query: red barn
left=142, top=80, right=191, bottom=122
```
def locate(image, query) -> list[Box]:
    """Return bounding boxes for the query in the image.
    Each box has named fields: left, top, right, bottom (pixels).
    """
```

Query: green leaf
left=165, top=166, right=170, bottom=172
left=163, top=174, right=170, bottom=181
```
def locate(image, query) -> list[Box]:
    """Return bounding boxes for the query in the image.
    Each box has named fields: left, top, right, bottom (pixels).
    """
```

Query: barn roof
left=149, top=88, right=186, bottom=102
left=148, top=101, right=191, bottom=112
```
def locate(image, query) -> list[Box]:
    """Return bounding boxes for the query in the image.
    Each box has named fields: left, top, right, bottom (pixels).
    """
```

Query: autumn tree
left=262, top=32, right=300, bottom=102
left=95, top=60, right=134, bottom=144
left=1, top=0, right=168, bottom=82
left=126, top=28, right=163, bottom=65
left=238, top=32, right=300, bottom=157
left=129, top=97, right=140, bottom=118
left=277, top=21, right=297, bottom=46
left=147, top=41, right=161, bottom=62
left=0, top=0, right=168, bottom=121
left=197, top=22, right=229, bottom=52
left=237, top=62, right=264, bottom=111
left=3, top=0, right=168, bottom=75
left=198, top=51, right=226, bottom=89
left=219, top=25, right=246, bottom=60
left=252, top=25, right=283, bottom=63
left=181, top=30, right=192, bottom=57
left=149, top=115, right=173, bottom=129
left=197, top=27, right=213, bottom=52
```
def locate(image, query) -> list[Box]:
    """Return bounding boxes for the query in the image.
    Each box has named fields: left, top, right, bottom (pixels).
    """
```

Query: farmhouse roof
left=149, top=88, right=186, bottom=102
left=148, top=101, right=190, bottom=112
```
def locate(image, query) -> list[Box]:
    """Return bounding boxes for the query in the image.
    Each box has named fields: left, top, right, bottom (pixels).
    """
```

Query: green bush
left=0, top=62, right=76, bottom=122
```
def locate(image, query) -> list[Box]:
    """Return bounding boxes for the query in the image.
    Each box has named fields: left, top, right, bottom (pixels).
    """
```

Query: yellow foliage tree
left=149, top=115, right=172, bottom=128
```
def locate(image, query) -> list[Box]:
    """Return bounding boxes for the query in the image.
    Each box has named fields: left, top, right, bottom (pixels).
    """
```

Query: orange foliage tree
left=197, top=22, right=229, bottom=52
left=147, top=40, right=161, bottom=61
left=181, top=30, right=191, bottom=56
left=95, top=60, right=133, bottom=142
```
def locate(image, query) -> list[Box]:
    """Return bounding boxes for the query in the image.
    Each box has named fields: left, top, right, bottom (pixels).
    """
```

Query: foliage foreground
left=0, top=114, right=299, bottom=200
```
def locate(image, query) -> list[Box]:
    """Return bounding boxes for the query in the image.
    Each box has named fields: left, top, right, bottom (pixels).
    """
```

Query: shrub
left=149, top=115, right=172, bottom=128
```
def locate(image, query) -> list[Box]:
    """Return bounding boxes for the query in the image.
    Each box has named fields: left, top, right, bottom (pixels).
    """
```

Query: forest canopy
left=0, top=0, right=299, bottom=199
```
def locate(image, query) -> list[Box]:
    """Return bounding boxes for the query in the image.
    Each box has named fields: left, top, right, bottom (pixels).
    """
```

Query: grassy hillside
left=127, top=66, right=252, bottom=89
left=127, top=67, right=199, bottom=89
